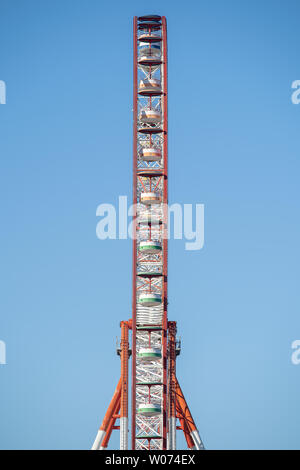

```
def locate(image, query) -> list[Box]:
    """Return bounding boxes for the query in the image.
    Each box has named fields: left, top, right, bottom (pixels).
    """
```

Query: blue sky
left=0, top=0, right=300, bottom=449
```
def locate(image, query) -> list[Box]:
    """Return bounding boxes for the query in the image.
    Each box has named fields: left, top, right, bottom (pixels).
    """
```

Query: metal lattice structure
left=132, top=14, right=168, bottom=451
left=92, top=15, right=204, bottom=451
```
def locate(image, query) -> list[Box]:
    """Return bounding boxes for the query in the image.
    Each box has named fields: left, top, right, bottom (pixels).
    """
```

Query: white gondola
left=139, top=34, right=162, bottom=42
left=137, top=403, right=161, bottom=417
left=138, top=48, right=161, bottom=64
left=137, top=347, right=162, bottom=361
left=140, top=192, right=161, bottom=205
left=138, top=211, right=161, bottom=225
left=138, top=293, right=162, bottom=307
left=139, top=79, right=161, bottom=94
left=139, top=240, right=162, bottom=254
left=139, top=57, right=162, bottom=67
left=139, top=109, right=161, bottom=124
left=139, top=147, right=162, bottom=161
left=139, top=42, right=161, bottom=56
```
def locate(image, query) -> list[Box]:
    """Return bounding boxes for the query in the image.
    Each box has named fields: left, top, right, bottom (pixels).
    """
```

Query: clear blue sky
left=1, top=0, right=300, bottom=450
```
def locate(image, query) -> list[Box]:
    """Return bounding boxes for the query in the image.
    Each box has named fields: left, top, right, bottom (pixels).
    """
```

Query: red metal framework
left=161, top=16, right=168, bottom=451
left=91, top=15, right=204, bottom=451
left=131, top=14, right=138, bottom=450
left=131, top=14, right=168, bottom=450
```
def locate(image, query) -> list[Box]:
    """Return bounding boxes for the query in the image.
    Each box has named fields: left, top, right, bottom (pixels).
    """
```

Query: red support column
left=91, top=378, right=121, bottom=450
left=120, top=321, right=130, bottom=449
left=100, top=395, right=121, bottom=449
left=168, top=321, right=176, bottom=449
left=176, top=402, right=195, bottom=449
left=175, top=378, right=204, bottom=450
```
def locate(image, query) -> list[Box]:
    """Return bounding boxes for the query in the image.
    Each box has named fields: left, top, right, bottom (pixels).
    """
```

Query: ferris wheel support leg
left=175, top=378, right=205, bottom=450
left=168, top=322, right=177, bottom=450
left=176, top=402, right=196, bottom=449
left=120, top=321, right=130, bottom=450
left=168, top=417, right=176, bottom=450
left=100, top=395, right=121, bottom=449
left=91, top=378, right=122, bottom=450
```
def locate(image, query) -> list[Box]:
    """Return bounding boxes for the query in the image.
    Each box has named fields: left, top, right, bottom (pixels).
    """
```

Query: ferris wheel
left=91, top=15, right=204, bottom=452
left=132, top=14, right=168, bottom=451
